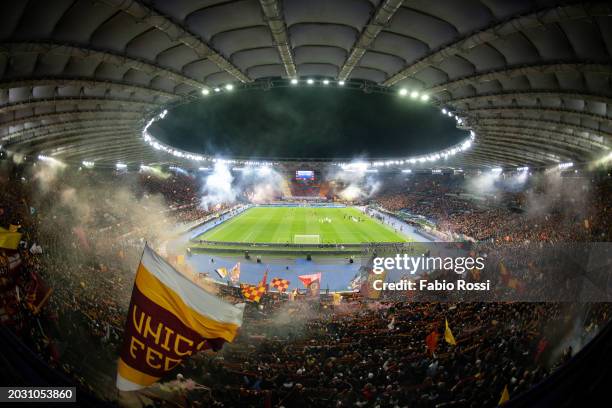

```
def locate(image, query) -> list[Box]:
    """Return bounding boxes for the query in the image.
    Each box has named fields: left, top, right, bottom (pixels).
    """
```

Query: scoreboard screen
left=295, top=170, right=315, bottom=181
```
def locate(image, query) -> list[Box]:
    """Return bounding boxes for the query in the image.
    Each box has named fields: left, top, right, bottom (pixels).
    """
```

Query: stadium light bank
left=141, top=85, right=476, bottom=170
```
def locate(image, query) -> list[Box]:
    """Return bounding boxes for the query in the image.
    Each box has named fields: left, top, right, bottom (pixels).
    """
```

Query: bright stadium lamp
left=410, top=91, right=419, bottom=99
left=214, top=87, right=221, bottom=92
left=290, top=78, right=298, bottom=85
left=307, top=78, right=314, bottom=85
left=323, top=79, right=330, bottom=85
left=225, top=84, right=234, bottom=91
left=201, top=88, right=210, bottom=95
left=399, top=88, right=408, bottom=97
left=442, top=108, right=447, bottom=114
left=338, top=80, right=345, bottom=86
left=420, top=94, right=429, bottom=101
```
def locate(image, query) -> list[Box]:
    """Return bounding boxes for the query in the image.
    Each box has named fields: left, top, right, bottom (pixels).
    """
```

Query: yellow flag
left=444, top=318, right=456, bottom=345
left=498, top=385, right=510, bottom=405
left=0, top=231, right=22, bottom=250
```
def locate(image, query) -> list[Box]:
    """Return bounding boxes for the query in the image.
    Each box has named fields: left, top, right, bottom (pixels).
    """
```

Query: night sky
left=150, top=87, right=467, bottom=160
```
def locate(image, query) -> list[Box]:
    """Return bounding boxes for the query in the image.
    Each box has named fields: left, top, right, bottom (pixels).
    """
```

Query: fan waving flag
left=117, top=245, right=245, bottom=391
left=271, top=278, right=290, bottom=292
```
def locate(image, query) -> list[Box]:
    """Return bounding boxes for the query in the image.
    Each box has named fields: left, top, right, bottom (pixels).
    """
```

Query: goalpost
left=294, top=234, right=320, bottom=244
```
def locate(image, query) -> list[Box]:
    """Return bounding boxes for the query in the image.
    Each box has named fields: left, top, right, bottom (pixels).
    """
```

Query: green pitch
left=196, top=206, right=407, bottom=244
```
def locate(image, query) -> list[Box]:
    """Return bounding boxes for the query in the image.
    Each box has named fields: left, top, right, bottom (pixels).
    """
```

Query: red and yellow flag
left=271, top=278, right=290, bottom=292
left=240, top=283, right=266, bottom=302
left=117, top=245, right=245, bottom=391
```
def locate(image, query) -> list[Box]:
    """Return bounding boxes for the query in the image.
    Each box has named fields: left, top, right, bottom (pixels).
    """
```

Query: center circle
left=149, top=86, right=467, bottom=160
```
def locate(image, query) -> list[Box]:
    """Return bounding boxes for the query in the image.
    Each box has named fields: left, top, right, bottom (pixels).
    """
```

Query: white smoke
left=326, top=160, right=381, bottom=201
left=200, top=162, right=286, bottom=207
left=240, top=166, right=284, bottom=203
left=200, top=161, right=237, bottom=210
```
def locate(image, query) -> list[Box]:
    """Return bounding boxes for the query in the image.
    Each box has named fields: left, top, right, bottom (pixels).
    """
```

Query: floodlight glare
left=420, top=94, right=429, bottom=101
left=399, top=88, right=408, bottom=96
left=323, top=79, right=330, bottom=85
left=201, top=88, right=210, bottom=95
left=214, top=87, right=221, bottom=92
left=410, top=91, right=419, bottom=99
left=307, top=78, right=314, bottom=85
left=225, top=84, right=234, bottom=91
left=338, top=80, right=345, bottom=86
left=290, top=78, right=298, bottom=85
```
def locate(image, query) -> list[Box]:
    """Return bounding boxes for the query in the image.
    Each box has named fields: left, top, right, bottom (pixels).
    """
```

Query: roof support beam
left=99, top=0, right=251, bottom=83
left=383, top=2, right=612, bottom=86
left=259, top=0, right=297, bottom=78
left=338, top=0, right=404, bottom=80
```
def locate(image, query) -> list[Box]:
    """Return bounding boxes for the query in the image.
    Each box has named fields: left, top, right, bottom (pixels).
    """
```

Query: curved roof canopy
left=0, top=0, right=611, bottom=169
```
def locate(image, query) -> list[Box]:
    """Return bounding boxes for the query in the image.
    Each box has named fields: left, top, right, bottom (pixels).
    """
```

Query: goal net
left=294, top=234, right=320, bottom=244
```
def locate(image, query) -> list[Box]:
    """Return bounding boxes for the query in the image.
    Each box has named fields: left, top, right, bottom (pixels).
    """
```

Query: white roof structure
left=0, top=0, right=611, bottom=168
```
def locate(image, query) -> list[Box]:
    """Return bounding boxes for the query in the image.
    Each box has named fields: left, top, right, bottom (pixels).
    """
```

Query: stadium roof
left=0, top=0, right=611, bottom=169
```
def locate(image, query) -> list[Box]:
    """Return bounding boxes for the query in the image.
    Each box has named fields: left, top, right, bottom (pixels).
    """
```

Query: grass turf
left=194, top=206, right=407, bottom=244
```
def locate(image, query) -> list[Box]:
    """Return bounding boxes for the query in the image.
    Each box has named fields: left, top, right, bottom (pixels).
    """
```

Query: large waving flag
left=117, top=245, right=245, bottom=391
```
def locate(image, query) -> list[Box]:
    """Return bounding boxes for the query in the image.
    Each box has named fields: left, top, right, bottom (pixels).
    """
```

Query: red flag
left=426, top=331, right=439, bottom=355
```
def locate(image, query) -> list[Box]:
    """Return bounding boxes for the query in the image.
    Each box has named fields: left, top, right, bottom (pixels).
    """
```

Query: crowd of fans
left=1, top=161, right=611, bottom=407
left=374, top=172, right=612, bottom=243
left=161, top=296, right=610, bottom=407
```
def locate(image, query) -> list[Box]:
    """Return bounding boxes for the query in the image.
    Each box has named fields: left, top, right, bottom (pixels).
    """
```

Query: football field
left=196, top=206, right=407, bottom=244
